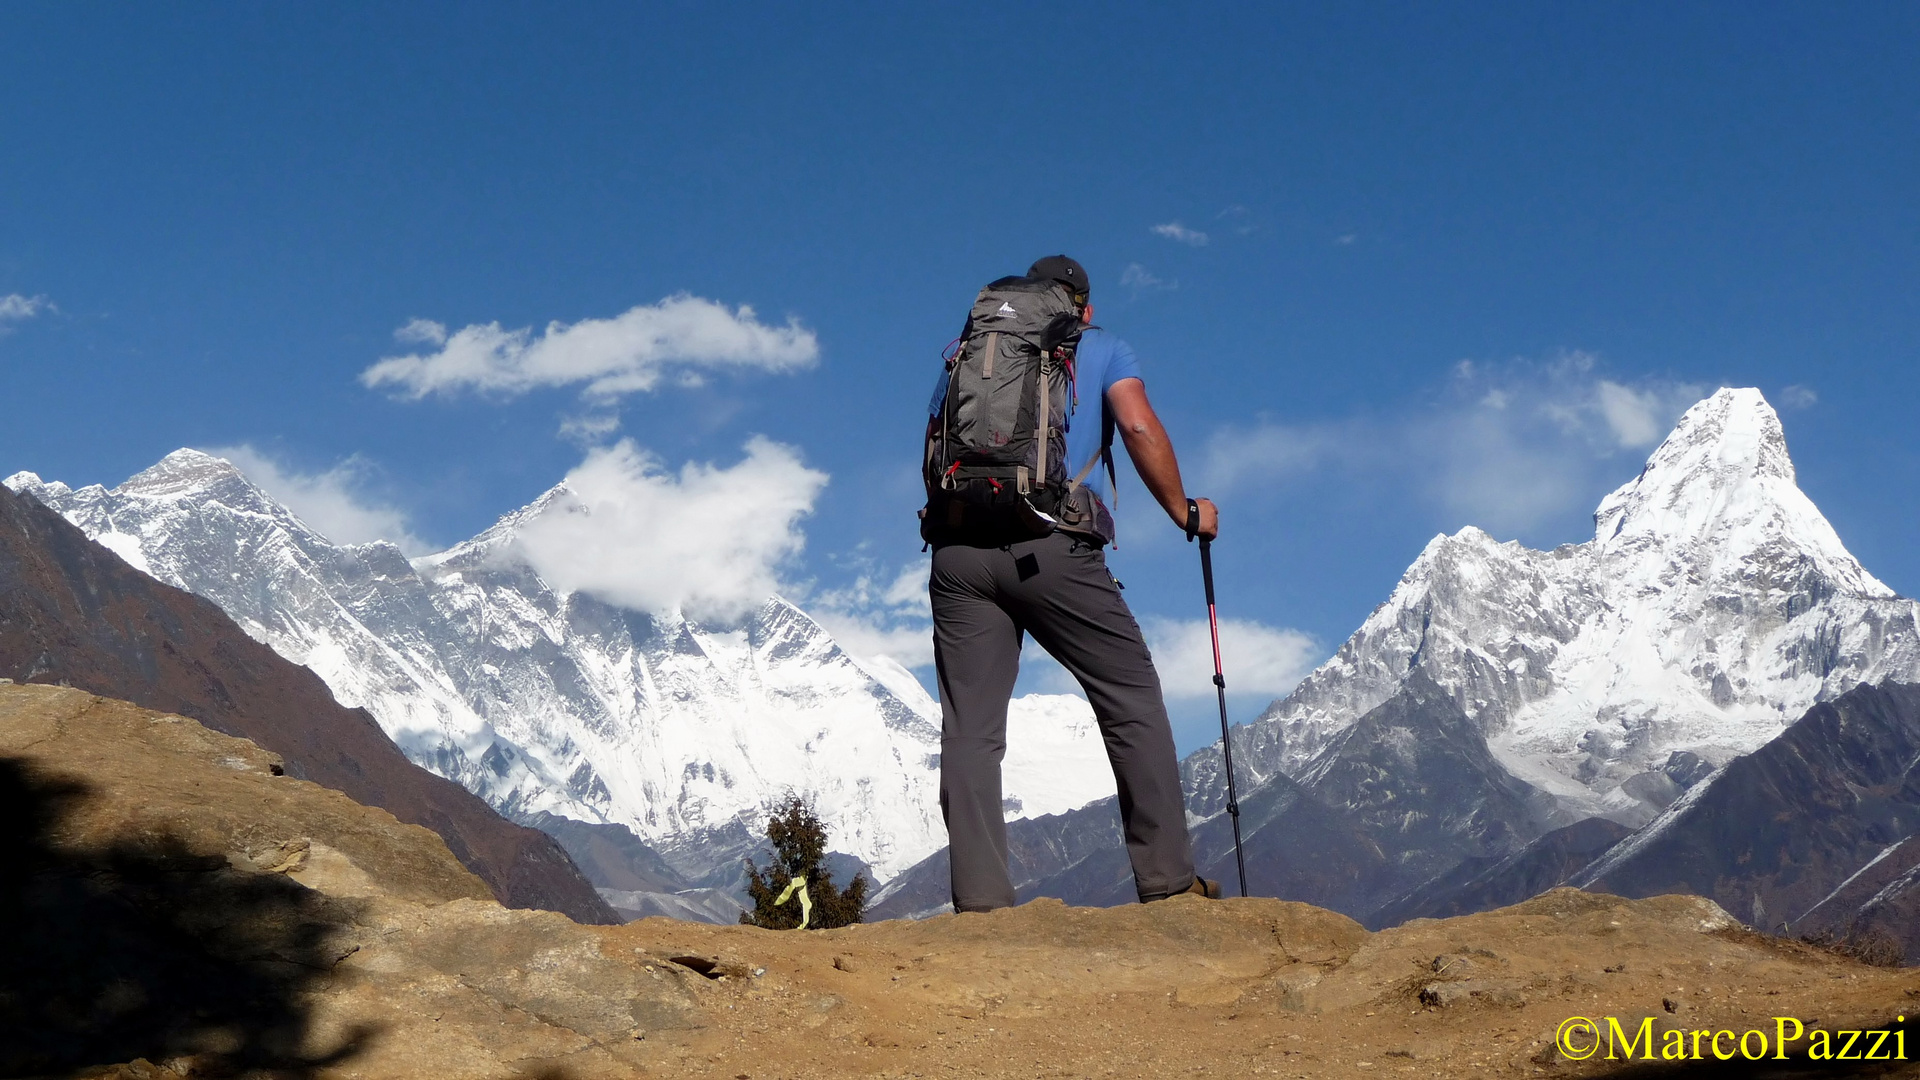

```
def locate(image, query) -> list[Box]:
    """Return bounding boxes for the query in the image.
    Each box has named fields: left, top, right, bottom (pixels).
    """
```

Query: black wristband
left=1185, top=498, right=1201, bottom=542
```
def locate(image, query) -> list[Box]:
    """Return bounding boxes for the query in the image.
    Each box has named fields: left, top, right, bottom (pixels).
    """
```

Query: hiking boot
left=1178, top=875, right=1222, bottom=899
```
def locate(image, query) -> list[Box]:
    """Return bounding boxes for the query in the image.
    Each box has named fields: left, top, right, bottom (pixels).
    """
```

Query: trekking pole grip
left=1185, top=498, right=1200, bottom=543
left=1199, top=534, right=1217, bottom=608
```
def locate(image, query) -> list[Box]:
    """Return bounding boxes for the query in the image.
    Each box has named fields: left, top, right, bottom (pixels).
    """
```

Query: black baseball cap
left=1027, top=255, right=1090, bottom=301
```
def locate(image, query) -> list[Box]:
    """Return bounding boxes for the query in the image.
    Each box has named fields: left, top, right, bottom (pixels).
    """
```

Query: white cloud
left=360, top=294, right=819, bottom=401
left=1779, top=384, right=1818, bottom=410
left=1202, top=356, right=1707, bottom=537
left=0, top=294, right=50, bottom=322
left=1151, top=222, right=1209, bottom=247
left=206, top=445, right=432, bottom=554
left=1335, top=233, right=1358, bottom=246
left=1143, top=616, right=1319, bottom=700
left=511, top=436, right=827, bottom=621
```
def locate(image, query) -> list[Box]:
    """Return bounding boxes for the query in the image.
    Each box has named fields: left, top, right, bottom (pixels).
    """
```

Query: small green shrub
left=739, top=796, right=867, bottom=930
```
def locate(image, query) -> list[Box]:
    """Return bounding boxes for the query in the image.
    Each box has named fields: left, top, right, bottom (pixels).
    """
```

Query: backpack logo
left=995, top=302, right=1017, bottom=316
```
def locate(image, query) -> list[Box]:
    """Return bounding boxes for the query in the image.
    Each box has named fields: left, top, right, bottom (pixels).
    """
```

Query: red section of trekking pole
left=1196, top=531, right=1250, bottom=899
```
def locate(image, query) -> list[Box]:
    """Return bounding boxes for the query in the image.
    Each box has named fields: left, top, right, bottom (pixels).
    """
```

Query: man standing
left=925, top=255, right=1220, bottom=912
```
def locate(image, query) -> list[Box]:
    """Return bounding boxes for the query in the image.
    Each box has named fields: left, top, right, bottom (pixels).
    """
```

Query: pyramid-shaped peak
left=1591, top=388, right=1800, bottom=544
left=119, top=448, right=255, bottom=497
left=1588, top=387, right=1887, bottom=596
left=1647, top=387, right=1792, bottom=483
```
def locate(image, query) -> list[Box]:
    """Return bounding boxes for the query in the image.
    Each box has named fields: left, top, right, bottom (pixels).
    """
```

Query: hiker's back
left=922, top=275, right=1081, bottom=544
left=922, top=275, right=1119, bottom=546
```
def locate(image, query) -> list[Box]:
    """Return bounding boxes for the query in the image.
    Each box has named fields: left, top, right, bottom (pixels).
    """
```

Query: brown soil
left=5, top=683, right=1916, bottom=1080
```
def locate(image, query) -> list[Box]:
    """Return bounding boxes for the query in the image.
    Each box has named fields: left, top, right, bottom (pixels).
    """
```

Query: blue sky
left=3, top=4, right=1916, bottom=752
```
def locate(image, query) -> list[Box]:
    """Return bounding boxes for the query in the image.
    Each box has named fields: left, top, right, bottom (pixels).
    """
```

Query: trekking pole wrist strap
left=1185, top=498, right=1201, bottom=543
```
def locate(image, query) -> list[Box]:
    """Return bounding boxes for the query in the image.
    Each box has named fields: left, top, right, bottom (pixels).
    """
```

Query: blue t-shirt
left=927, top=327, right=1140, bottom=504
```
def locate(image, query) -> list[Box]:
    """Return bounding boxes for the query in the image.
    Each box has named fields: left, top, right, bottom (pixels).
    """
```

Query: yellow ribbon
left=772, top=875, right=812, bottom=929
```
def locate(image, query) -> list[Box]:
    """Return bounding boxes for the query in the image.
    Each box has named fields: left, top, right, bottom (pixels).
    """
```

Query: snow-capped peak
left=120, top=447, right=251, bottom=496
left=415, top=482, right=572, bottom=572
left=1248, top=386, right=1920, bottom=825
left=1593, top=387, right=1890, bottom=598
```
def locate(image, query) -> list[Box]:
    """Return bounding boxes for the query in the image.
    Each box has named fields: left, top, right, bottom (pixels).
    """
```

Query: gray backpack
left=922, top=275, right=1112, bottom=545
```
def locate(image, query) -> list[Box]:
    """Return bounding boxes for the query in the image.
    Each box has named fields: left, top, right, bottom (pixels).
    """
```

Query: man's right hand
left=1186, top=497, right=1219, bottom=541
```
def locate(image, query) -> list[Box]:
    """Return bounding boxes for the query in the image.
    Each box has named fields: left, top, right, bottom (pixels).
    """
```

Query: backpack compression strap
left=1033, top=351, right=1048, bottom=496
left=1063, top=432, right=1121, bottom=547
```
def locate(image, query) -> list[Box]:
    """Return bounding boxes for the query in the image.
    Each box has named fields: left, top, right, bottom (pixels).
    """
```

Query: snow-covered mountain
left=1234, top=387, right=1920, bottom=825
left=4, top=452, right=1115, bottom=894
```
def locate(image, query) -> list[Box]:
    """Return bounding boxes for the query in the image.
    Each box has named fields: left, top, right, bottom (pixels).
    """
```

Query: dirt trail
left=619, top=891, right=1917, bottom=1079
left=4, top=682, right=1915, bottom=1079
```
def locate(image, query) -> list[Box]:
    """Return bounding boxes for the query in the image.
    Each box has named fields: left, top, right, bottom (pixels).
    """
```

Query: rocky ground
left=4, top=682, right=1916, bottom=1079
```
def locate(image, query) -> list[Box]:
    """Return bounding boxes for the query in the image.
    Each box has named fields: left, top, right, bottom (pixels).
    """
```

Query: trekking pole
left=1188, top=499, right=1249, bottom=898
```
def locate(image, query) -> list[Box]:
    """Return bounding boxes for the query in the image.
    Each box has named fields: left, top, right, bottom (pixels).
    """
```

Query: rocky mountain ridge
left=1245, top=387, right=1920, bottom=824
left=1572, top=679, right=1920, bottom=957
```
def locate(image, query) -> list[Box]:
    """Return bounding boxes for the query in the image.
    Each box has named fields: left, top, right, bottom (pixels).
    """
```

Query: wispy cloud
left=1588, top=379, right=1674, bottom=448
left=1779, top=384, right=1818, bottom=410
left=1120, top=263, right=1175, bottom=292
left=1202, top=355, right=1708, bottom=538
left=1151, top=222, right=1209, bottom=247
left=557, top=410, right=622, bottom=447
left=206, top=445, right=433, bottom=554
left=511, top=436, right=827, bottom=621
left=1334, top=233, right=1358, bottom=246
left=807, top=557, right=933, bottom=671
left=361, top=294, right=819, bottom=401
left=0, top=294, right=51, bottom=323
left=1215, top=206, right=1259, bottom=236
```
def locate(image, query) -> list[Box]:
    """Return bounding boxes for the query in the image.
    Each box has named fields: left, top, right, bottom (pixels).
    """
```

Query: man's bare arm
left=1107, top=377, right=1218, bottom=539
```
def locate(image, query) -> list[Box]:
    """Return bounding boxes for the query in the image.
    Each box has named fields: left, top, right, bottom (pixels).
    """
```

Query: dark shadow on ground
left=1577, top=1015, right=1915, bottom=1078
left=0, top=758, right=375, bottom=1076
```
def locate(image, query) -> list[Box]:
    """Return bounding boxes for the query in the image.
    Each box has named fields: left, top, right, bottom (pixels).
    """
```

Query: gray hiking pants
left=930, top=531, right=1196, bottom=911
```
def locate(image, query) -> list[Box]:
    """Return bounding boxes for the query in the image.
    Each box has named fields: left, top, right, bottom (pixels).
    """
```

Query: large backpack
left=922, top=275, right=1114, bottom=545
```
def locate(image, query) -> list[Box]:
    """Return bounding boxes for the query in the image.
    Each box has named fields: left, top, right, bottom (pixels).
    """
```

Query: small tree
left=740, top=795, right=867, bottom=929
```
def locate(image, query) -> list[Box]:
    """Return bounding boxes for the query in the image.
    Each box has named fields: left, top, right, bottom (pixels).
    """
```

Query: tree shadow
left=0, top=758, right=375, bottom=1076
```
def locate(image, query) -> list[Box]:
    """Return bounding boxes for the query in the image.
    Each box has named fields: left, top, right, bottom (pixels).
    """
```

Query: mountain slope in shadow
left=0, top=482, right=616, bottom=924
